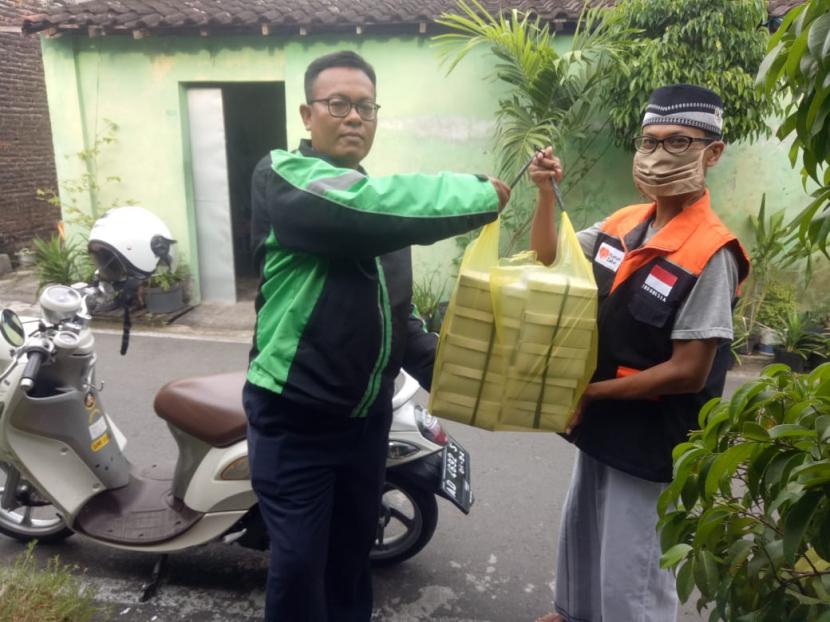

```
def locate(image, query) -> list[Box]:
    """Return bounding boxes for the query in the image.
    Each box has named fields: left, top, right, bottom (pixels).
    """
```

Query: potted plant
left=806, top=325, right=829, bottom=371
left=755, top=280, right=797, bottom=356
left=731, top=198, right=793, bottom=354
left=31, top=234, right=93, bottom=290
left=412, top=270, right=447, bottom=333
left=732, top=312, right=754, bottom=354
left=771, top=311, right=826, bottom=373
left=810, top=345, right=830, bottom=370
left=730, top=315, right=749, bottom=368
left=804, top=310, right=830, bottom=371
left=15, top=247, right=36, bottom=268
left=143, top=264, right=189, bottom=314
left=807, top=337, right=830, bottom=371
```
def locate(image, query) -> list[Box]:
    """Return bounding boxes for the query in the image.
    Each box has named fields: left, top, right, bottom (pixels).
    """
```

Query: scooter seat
left=154, top=372, right=247, bottom=447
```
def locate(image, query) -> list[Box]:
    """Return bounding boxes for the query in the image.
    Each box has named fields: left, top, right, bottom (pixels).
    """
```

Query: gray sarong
left=554, top=450, right=678, bottom=622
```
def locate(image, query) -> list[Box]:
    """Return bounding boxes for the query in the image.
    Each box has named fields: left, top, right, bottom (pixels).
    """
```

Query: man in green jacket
left=244, top=50, right=509, bottom=622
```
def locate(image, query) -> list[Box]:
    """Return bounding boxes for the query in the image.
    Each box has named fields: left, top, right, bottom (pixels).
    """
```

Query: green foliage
left=603, top=0, right=778, bottom=146
left=0, top=542, right=107, bottom=622
left=757, top=0, right=830, bottom=256
left=732, top=311, right=751, bottom=363
left=806, top=303, right=830, bottom=329
left=412, top=269, right=447, bottom=330
left=36, top=119, right=136, bottom=237
left=33, top=122, right=131, bottom=290
left=735, top=196, right=798, bottom=339
left=146, top=263, right=190, bottom=292
left=658, top=364, right=830, bottom=620
left=32, top=235, right=94, bottom=291
left=757, top=280, right=799, bottom=332
left=435, top=0, right=637, bottom=254
left=776, top=310, right=829, bottom=358
left=749, top=195, right=791, bottom=282
left=670, top=4, right=830, bottom=619
left=436, top=0, right=633, bottom=177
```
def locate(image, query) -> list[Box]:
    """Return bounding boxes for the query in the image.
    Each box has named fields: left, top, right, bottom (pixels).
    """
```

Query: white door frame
left=186, top=88, right=236, bottom=304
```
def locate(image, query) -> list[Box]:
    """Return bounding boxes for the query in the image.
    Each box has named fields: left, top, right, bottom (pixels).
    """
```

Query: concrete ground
left=0, top=267, right=256, bottom=342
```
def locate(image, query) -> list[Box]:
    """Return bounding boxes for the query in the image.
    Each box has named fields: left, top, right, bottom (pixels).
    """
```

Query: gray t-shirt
left=577, top=221, right=737, bottom=342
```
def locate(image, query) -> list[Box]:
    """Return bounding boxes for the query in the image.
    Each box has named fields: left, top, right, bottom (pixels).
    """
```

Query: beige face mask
left=632, top=145, right=709, bottom=199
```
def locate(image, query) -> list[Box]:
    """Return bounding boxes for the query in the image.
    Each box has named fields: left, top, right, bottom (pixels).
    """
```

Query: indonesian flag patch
left=643, top=264, right=677, bottom=301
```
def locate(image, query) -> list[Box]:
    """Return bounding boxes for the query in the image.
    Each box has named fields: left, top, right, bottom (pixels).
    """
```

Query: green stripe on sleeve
left=271, top=149, right=499, bottom=220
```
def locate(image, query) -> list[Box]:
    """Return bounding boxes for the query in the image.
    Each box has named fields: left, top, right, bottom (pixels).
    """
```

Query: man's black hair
left=304, top=51, right=377, bottom=102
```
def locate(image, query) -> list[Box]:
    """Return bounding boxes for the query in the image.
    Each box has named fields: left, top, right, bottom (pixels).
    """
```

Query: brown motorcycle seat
left=154, top=372, right=248, bottom=447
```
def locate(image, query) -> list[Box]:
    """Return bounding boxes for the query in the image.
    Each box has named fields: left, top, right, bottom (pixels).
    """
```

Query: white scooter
left=0, top=284, right=472, bottom=600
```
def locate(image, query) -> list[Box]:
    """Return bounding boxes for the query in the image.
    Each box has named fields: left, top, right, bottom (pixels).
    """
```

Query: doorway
left=186, top=82, right=286, bottom=304
left=223, top=83, right=286, bottom=300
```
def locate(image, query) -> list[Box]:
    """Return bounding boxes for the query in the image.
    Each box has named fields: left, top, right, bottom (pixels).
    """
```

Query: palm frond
left=435, top=0, right=640, bottom=250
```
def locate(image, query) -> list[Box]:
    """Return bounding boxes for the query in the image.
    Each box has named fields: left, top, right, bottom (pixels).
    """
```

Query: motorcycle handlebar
left=20, top=350, right=46, bottom=392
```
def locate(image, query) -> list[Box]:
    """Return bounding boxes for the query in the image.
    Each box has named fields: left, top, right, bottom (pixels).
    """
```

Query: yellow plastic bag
left=428, top=214, right=598, bottom=432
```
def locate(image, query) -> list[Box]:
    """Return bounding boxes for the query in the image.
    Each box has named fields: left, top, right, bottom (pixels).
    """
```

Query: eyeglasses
left=632, top=135, right=718, bottom=154
left=308, top=97, right=381, bottom=121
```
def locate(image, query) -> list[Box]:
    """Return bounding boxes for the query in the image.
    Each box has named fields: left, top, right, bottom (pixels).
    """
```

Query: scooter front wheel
left=0, top=462, right=73, bottom=543
left=371, top=471, right=438, bottom=567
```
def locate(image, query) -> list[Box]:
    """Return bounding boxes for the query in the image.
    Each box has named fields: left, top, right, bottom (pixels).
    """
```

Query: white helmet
left=88, top=206, right=176, bottom=283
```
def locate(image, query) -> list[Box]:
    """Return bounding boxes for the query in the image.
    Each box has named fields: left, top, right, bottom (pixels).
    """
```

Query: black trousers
left=243, top=382, right=393, bottom=622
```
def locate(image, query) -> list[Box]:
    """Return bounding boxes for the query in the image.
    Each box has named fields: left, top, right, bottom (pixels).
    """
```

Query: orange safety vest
left=571, top=191, right=750, bottom=483
left=600, top=191, right=749, bottom=294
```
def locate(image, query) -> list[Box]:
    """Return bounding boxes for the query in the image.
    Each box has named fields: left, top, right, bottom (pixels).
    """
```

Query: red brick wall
left=0, top=0, right=59, bottom=255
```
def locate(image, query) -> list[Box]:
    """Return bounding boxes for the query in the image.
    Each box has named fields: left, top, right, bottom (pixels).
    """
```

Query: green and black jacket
left=248, top=140, right=499, bottom=418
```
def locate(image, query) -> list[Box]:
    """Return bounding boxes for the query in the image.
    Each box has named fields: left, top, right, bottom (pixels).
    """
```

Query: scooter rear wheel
left=371, top=471, right=438, bottom=567
left=0, top=462, right=73, bottom=543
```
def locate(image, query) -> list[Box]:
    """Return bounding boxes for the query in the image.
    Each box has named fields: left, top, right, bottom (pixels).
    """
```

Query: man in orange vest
left=529, top=84, right=750, bottom=622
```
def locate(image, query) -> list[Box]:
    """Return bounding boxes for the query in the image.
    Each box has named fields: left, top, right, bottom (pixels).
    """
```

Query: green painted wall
left=40, top=33, right=505, bottom=301
left=39, top=32, right=819, bottom=305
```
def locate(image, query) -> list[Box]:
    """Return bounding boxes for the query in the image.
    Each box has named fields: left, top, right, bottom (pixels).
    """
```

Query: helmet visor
left=88, top=241, right=128, bottom=283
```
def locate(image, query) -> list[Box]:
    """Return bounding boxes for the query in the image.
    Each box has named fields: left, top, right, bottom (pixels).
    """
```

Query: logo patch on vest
left=643, top=264, right=678, bottom=301
left=595, top=242, right=624, bottom=272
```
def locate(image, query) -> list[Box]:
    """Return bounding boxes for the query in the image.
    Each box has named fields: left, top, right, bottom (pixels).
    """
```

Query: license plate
left=441, top=437, right=473, bottom=514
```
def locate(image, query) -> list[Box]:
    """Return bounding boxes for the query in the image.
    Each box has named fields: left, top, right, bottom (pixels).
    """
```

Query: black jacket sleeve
left=402, top=305, right=438, bottom=391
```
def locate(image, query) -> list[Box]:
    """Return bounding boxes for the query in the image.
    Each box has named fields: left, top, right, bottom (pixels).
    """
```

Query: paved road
left=0, top=331, right=756, bottom=621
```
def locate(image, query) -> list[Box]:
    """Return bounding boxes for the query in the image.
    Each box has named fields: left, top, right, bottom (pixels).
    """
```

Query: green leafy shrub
left=603, top=0, right=778, bottom=146
left=32, top=235, right=94, bottom=291
left=775, top=310, right=828, bottom=359
left=147, top=263, right=190, bottom=292
left=736, top=196, right=794, bottom=339
left=757, top=0, right=830, bottom=255
left=732, top=311, right=751, bottom=362
left=0, top=543, right=107, bottom=622
left=36, top=119, right=134, bottom=237
left=806, top=304, right=830, bottom=331
left=412, top=270, right=448, bottom=331
left=658, top=363, right=830, bottom=620
left=756, top=280, right=798, bottom=332
left=36, top=119, right=137, bottom=283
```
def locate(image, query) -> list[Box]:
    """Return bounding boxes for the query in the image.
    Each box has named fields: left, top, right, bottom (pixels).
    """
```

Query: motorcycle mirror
left=0, top=309, right=25, bottom=348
